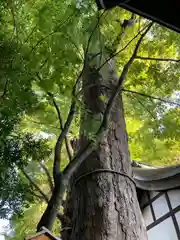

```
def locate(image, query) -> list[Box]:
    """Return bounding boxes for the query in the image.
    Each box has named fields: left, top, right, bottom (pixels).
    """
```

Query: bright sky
left=0, top=236, right=5, bottom=240
left=0, top=219, right=9, bottom=240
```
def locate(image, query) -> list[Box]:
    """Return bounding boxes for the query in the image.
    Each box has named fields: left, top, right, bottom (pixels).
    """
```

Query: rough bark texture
left=61, top=58, right=147, bottom=240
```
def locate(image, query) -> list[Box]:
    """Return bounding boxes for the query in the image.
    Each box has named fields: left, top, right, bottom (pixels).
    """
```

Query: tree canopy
left=0, top=0, right=179, bottom=238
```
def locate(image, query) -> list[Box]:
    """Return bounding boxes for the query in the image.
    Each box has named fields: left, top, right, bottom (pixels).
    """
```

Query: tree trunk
left=62, top=56, right=147, bottom=240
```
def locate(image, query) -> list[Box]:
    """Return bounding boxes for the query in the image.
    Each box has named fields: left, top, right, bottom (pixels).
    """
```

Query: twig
left=30, top=119, right=59, bottom=130
left=102, top=23, right=154, bottom=120
left=122, top=88, right=180, bottom=106
left=63, top=22, right=154, bottom=179
left=29, top=11, right=76, bottom=56
left=135, top=56, right=180, bottom=63
left=131, top=94, right=157, bottom=121
left=21, top=168, right=49, bottom=203
left=40, top=162, right=54, bottom=193
left=65, top=33, right=83, bottom=60
left=23, top=25, right=38, bottom=46
left=125, top=92, right=161, bottom=137
left=9, top=25, right=38, bottom=68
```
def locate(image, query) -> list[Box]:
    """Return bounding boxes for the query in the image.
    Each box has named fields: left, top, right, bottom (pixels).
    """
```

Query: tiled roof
left=132, top=161, right=180, bottom=191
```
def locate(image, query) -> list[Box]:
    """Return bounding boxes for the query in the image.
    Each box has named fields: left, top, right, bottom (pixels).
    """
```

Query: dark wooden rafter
left=96, top=0, right=180, bottom=33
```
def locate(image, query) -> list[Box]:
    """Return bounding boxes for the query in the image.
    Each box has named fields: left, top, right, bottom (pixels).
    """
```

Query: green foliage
left=0, top=133, right=51, bottom=218
left=0, top=0, right=179, bottom=237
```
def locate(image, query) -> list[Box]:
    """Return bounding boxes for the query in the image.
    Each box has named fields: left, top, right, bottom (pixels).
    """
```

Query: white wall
left=141, top=189, right=180, bottom=240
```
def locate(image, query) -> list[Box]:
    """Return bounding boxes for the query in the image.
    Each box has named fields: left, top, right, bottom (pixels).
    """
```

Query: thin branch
left=30, top=119, right=59, bottom=130
left=97, top=22, right=151, bottom=71
left=131, top=93, right=156, bottom=121
left=47, top=92, right=72, bottom=162
left=138, top=99, right=156, bottom=120
left=52, top=95, right=76, bottom=182
left=10, top=8, right=17, bottom=34
left=23, top=25, right=38, bottom=46
left=29, top=11, right=76, bottom=56
left=40, top=162, right=54, bottom=193
left=105, top=13, right=135, bottom=55
left=56, top=213, right=70, bottom=224
left=65, top=33, right=83, bottom=60
left=32, top=192, right=47, bottom=201
left=122, top=88, right=180, bottom=106
left=31, top=188, right=67, bottom=223
left=35, top=71, right=72, bottom=182
left=49, top=70, right=80, bottom=182
left=39, top=58, right=49, bottom=70
left=47, top=92, right=72, bottom=181
left=35, top=70, right=81, bottom=184
left=1, top=78, right=8, bottom=99
left=125, top=92, right=162, bottom=137
left=22, top=168, right=70, bottom=231
left=84, top=11, right=106, bottom=62
left=21, top=168, right=49, bottom=203
left=135, top=56, right=180, bottom=63
left=10, top=25, right=38, bottom=68
left=63, top=22, right=154, bottom=179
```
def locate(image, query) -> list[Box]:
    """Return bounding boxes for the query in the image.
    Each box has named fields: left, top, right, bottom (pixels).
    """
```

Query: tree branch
left=40, top=162, right=54, bottom=193
left=84, top=11, right=106, bottom=62
left=63, top=22, right=154, bottom=179
left=1, top=78, right=8, bottom=100
left=51, top=90, right=75, bottom=182
left=97, top=22, right=152, bottom=71
left=57, top=212, right=71, bottom=224
left=32, top=189, right=68, bottom=224
left=32, top=192, right=47, bottom=201
left=106, top=13, right=135, bottom=53
left=47, top=93, right=74, bottom=182
left=21, top=168, right=69, bottom=228
left=47, top=92, right=72, bottom=162
left=129, top=93, right=157, bottom=121
left=21, top=168, right=49, bottom=203
left=135, top=56, right=180, bottom=63
left=30, top=119, right=59, bottom=130
left=122, top=88, right=180, bottom=106
left=36, top=70, right=82, bottom=184
left=65, top=33, right=83, bottom=60
left=10, top=7, right=17, bottom=35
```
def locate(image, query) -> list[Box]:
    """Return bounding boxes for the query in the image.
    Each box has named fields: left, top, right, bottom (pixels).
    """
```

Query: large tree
left=0, top=0, right=180, bottom=239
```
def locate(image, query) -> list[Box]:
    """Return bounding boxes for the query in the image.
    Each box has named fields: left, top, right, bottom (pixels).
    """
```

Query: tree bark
left=62, top=57, right=147, bottom=240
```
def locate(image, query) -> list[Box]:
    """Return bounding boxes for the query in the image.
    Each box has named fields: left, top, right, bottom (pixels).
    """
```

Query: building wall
left=141, top=189, right=180, bottom=240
